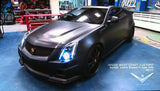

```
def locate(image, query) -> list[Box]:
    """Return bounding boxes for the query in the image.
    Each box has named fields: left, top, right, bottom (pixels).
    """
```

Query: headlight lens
left=59, top=42, right=78, bottom=63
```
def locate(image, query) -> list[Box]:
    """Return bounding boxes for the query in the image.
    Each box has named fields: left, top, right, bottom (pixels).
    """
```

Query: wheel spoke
left=87, top=45, right=102, bottom=74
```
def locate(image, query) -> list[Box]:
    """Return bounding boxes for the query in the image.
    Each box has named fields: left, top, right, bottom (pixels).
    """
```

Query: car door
left=118, top=9, right=129, bottom=39
left=101, top=7, right=122, bottom=53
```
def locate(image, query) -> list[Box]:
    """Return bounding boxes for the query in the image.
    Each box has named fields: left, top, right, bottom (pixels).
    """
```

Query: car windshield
left=59, top=8, right=108, bottom=24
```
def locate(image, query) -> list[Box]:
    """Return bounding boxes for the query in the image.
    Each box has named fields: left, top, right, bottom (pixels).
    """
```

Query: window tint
left=59, top=8, right=107, bottom=24
left=108, top=8, right=127, bottom=19
left=118, top=10, right=127, bottom=19
left=109, top=8, right=121, bottom=16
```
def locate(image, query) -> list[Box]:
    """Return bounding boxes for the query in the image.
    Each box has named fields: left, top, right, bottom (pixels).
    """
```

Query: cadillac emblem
left=30, top=48, right=35, bottom=54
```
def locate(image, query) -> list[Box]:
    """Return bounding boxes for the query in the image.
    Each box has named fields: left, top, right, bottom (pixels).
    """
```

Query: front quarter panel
left=74, top=25, right=105, bottom=72
left=76, top=26, right=104, bottom=57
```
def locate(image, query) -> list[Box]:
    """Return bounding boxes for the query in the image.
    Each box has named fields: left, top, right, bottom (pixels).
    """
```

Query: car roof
left=81, top=6, right=114, bottom=9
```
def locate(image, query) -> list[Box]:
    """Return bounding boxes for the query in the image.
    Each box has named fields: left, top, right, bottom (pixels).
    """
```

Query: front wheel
left=85, top=44, right=102, bottom=77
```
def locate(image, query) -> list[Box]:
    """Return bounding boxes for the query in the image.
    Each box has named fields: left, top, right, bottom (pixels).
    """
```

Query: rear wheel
left=85, top=44, right=102, bottom=77
left=127, top=26, right=135, bottom=42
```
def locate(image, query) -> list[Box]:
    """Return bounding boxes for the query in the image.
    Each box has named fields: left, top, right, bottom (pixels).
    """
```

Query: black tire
left=127, top=26, right=135, bottom=42
left=85, top=44, right=102, bottom=77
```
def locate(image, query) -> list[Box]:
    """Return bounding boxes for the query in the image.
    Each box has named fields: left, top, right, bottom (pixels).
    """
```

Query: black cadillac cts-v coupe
left=18, top=6, right=134, bottom=84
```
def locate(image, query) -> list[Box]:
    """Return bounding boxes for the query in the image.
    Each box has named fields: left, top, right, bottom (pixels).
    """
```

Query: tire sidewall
left=84, top=44, right=103, bottom=77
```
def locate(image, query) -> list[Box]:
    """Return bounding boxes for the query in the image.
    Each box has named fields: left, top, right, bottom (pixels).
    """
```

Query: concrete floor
left=0, top=24, right=160, bottom=91
left=3, top=24, right=27, bottom=32
left=134, top=27, right=160, bottom=49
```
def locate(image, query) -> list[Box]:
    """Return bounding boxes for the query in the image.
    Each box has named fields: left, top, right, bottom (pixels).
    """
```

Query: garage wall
left=118, top=0, right=160, bottom=11
left=88, top=0, right=92, bottom=5
left=50, top=0, right=60, bottom=14
left=116, top=0, right=160, bottom=32
left=133, top=12, right=160, bottom=32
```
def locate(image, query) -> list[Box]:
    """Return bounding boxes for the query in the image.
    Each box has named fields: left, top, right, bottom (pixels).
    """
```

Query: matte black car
left=18, top=6, right=135, bottom=84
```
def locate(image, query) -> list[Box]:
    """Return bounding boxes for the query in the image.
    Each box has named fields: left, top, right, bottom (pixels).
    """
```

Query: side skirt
left=102, top=39, right=126, bottom=60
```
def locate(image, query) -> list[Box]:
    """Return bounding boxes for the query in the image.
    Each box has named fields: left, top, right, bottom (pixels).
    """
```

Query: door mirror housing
left=107, top=16, right=119, bottom=23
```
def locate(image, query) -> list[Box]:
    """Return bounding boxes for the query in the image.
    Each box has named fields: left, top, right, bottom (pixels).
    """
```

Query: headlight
left=20, top=32, right=30, bottom=47
left=59, top=42, right=78, bottom=63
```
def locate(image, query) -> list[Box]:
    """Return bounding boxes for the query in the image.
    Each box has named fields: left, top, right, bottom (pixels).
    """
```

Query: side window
left=109, top=8, right=121, bottom=17
left=118, top=10, right=127, bottom=19
left=108, top=8, right=127, bottom=19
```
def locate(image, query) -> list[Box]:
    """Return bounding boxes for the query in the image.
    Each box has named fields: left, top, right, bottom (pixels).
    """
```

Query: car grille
left=23, top=58, right=68, bottom=78
left=24, top=59, right=50, bottom=75
left=25, top=41, right=54, bottom=56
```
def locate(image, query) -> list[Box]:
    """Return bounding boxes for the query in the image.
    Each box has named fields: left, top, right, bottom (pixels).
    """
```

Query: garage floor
left=0, top=24, right=160, bottom=91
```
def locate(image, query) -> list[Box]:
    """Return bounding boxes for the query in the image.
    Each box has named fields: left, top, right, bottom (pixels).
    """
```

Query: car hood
left=26, top=20, right=100, bottom=48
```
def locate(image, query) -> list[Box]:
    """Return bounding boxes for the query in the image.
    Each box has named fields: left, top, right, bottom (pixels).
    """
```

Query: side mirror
left=107, top=16, right=119, bottom=23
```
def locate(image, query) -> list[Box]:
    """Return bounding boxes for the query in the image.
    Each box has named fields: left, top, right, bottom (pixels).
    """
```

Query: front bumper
left=18, top=46, right=81, bottom=84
